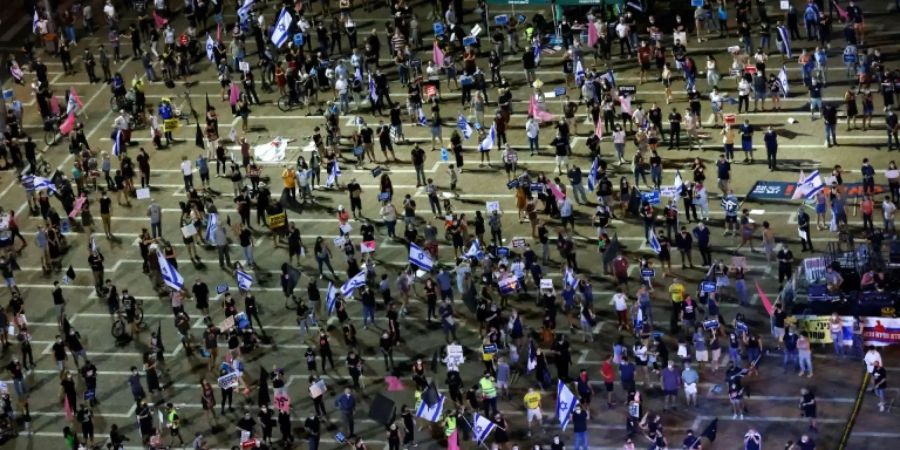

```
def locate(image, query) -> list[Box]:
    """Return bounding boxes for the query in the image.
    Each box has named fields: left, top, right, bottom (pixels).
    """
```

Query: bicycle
left=43, top=115, right=62, bottom=146
left=110, top=301, right=145, bottom=339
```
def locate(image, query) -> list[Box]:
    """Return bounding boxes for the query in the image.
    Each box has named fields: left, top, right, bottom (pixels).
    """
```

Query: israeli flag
left=465, top=239, right=483, bottom=260
left=472, top=413, right=496, bottom=443
left=532, top=44, right=541, bottom=64
left=586, top=157, right=599, bottom=191
left=792, top=170, right=825, bottom=200
left=778, top=65, right=790, bottom=98
left=556, top=380, right=579, bottom=431
left=33, top=176, right=59, bottom=194
left=236, top=269, right=254, bottom=290
left=206, top=212, right=218, bottom=242
left=526, top=339, right=537, bottom=372
left=341, top=269, right=367, bottom=297
left=673, top=170, right=684, bottom=194
left=354, top=66, right=362, bottom=84
left=270, top=8, right=293, bottom=47
left=32, top=9, right=39, bottom=34
left=326, top=162, right=341, bottom=186
left=112, top=129, right=122, bottom=157
left=601, top=68, right=616, bottom=87
left=90, top=236, right=98, bottom=253
left=206, top=35, right=216, bottom=61
left=479, top=123, right=496, bottom=152
left=157, top=251, right=185, bottom=291
left=417, top=107, right=428, bottom=126
left=21, top=175, right=35, bottom=191
left=574, top=58, right=585, bottom=87
left=368, top=73, right=377, bottom=102
left=409, top=243, right=434, bottom=271
left=647, top=230, right=661, bottom=254
left=564, top=267, right=577, bottom=288
left=416, top=394, right=445, bottom=422
left=777, top=26, right=792, bottom=58
left=237, top=0, right=254, bottom=21
left=457, top=114, right=473, bottom=139
left=325, top=282, right=337, bottom=314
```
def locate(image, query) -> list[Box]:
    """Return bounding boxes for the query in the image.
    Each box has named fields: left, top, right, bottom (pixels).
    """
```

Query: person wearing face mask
left=570, top=403, right=588, bottom=450
left=550, top=435, right=564, bottom=450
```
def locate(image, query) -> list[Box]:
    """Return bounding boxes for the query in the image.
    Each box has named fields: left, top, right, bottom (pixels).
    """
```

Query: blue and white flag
left=32, top=9, right=39, bottom=34
left=472, top=413, right=496, bottom=443
left=532, top=44, right=541, bottom=65
left=157, top=251, right=185, bottom=291
left=777, top=26, right=792, bottom=58
left=465, top=239, right=483, bottom=260
left=326, top=162, right=341, bottom=187
left=564, top=267, right=577, bottom=288
left=354, top=66, right=362, bottom=84
left=556, top=380, right=579, bottom=431
left=457, top=114, right=473, bottom=139
left=90, top=236, right=98, bottom=253
left=586, top=157, right=599, bottom=191
left=340, top=269, right=367, bottom=297
left=778, top=65, right=790, bottom=98
left=21, top=175, right=35, bottom=191
left=270, top=8, right=293, bottom=47
left=206, top=35, right=216, bottom=61
left=417, top=107, right=428, bottom=126
left=409, top=243, right=434, bottom=271
left=601, top=68, right=616, bottom=87
left=236, top=269, right=254, bottom=290
left=416, top=394, right=445, bottom=422
left=325, top=282, right=338, bottom=314
left=206, top=212, right=218, bottom=242
left=647, top=229, right=661, bottom=254
left=526, top=339, right=538, bottom=372
left=112, top=129, right=123, bottom=157
left=368, top=73, right=377, bottom=102
left=237, top=0, right=254, bottom=21
left=479, top=123, right=496, bottom=152
left=574, top=58, right=585, bottom=87
left=792, top=170, right=825, bottom=200
left=673, top=170, right=684, bottom=194
left=33, top=176, right=58, bottom=194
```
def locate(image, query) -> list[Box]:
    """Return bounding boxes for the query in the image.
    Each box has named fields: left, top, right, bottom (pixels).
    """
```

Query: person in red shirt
left=612, top=253, right=630, bottom=287
left=861, top=194, right=875, bottom=232
left=636, top=41, right=653, bottom=84
left=600, top=354, right=617, bottom=408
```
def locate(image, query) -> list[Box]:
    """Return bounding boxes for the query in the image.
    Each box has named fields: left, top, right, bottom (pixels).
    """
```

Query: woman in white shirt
left=180, top=156, right=193, bottom=191
left=525, top=117, right=539, bottom=156
left=886, top=161, right=899, bottom=203
left=706, top=55, right=720, bottom=91
left=612, top=126, right=627, bottom=165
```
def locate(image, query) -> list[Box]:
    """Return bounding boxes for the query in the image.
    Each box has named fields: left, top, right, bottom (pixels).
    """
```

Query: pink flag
left=755, top=281, right=774, bottom=316
left=448, top=429, right=460, bottom=450
left=549, top=182, right=565, bottom=202
left=70, top=87, right=84, bottom=109
left=59, top=113, right=76, bottom=135
left=63, top=396, right=74, bottom=421
left=587, top=21, right=598, bottom=47
left=152, top=11, right=168, bottom=29
left=528, top=96, right=555, bottom=123
left=384, top=375, right=405, bottom=391
left=432, top=41, right=445, bottom=68
left=50, top=95, right=60, bottom=116
left=833, top=1, right=849, bottom=22
left=594, top=118, right=604, bottom=139
left=69, top=195, right=86, bottom=219
left=229, top=82, right=240, bottom=105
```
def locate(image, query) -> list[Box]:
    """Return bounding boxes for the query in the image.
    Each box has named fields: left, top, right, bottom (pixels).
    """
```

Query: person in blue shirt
left=334, top=388, right=356, bottom=437
left=619, top=357, right=636, bottom=392
left=692, top=222, right=712, bottom=266
left=803, top=2, right=820, bottom=40
left=764, top=126, right=778, bottom=171
left=782, top=326, right=800, bottom=372
left=158, top=99, right=174, bottom=145
left=739, top=120, right=754, bottom=164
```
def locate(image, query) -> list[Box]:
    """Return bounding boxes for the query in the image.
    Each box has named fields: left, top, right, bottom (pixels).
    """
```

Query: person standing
left=887, top=109, right=899, bottom=151
left=797, top=207, right=814, bottom=251
left=335, top=388, right=356, bottom=437
left=799, top=388, right=817, bottom=431
left=823, top=103, right=838, bottom=147
left=797, top=332, right=814, bottom=377
left=147, top=199, right=162, bottom=238
left=692, top=222, right=712, bottom=266
left=882, top=196, right=896, bottom=234
left=764, top=126, right=778, bottom=171
left=777, top=245, right=794, bottom=285
left=523, top=387, right=542, bottom=437
left=873, top=360, right=888, bottom=412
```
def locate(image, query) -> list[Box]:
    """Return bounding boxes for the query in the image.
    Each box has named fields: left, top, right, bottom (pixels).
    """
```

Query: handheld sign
left=618, top=85, right=637, bottom=96
left=483, top=344, right=498, bottom=354
left=641, top=268, right=655, bottom=278
left=216, top=282, right=229, bottom=294
left=433, top=22, right=445, bottom=36
left=371, top=167, right=384, bottom=178
left=217, top=372, right=240, bottom=389
left=463, top=36, right=477, bottom=47
left=239, top=61, right=250, bottom=73
left=512, top=238, right=526, bottom=248
left=485, top=201, right=500, bottom=213
left=293, top=33, right=304, bottom=46
left=540, top=279, right=553, bottom=289
left=843, top=53, right=857, bottom=64
left=554, top=87, right=567, bottom=97
left=691, top=0, right=704, bottom=6
left=497, top=247, right=510, bottom=257
left=641, top=190, right=661, bottom=205
left=378, top=192, right=391, bottom=202
left=700, top=281, right=716, bottom=293
left=724, top=113, right=737, bottom=125
left=703, top=319, right=720, bottom=330
left=506, top=179, right=520, bottom=190
left=495, top=15, right=509, bottom=26
left=743, top=65, right=758, bottom=75
left=780, top=0, right=790, bottom=10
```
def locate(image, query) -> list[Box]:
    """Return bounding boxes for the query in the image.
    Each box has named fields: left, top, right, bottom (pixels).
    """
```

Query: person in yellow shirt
left=281, top=165, right=296, bottom=202
left=721, top=124, right=736, bottom=162
left=523, top=387, right=542, bottom=437
left=668, top=278, right=686, bottom=333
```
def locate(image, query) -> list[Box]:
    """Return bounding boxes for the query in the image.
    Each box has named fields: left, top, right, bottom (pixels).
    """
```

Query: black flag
left=701, top=418, right=718, bottom=442
left=259, top=367, right=271, bottom=406
left=156, top=321, right=164, bottom=352
left=422, top=383, right=439, bottom=407
left=65, top=265, right=76, bottom=280
left=205, top=93, right=211, bottom=113
left=195, top=122, right=204, bottom=149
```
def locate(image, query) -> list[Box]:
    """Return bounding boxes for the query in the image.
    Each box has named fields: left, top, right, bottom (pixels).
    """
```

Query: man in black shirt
left=304, top=414, right=321, bottom=450
left=777, top=245, right=794, bottom=284
left=347, top=179, right=363, bottom=219
left=99, top=191, right=113, bottom=238
left=88, top=249, right=105, bottom=295
left=52, top=281, right=66, bottom=328
left=668, top=109, right=682, bottom=148
left=192, top=279, right=210, bottom=316
left=797, top=207, right=814, bottom=251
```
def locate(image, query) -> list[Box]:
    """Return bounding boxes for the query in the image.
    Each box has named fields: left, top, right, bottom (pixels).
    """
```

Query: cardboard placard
left=506, top=179, right=520, bottom=190
left=483, top=344, right=498, bottom=354
left=724, top=113, right=737, bottom=125
left=497, top=247, right=510, bottom=257
left=274, top=393, right=291, bottom=414
left=360, top=240, right=376, bottom=253
left=136, top=188, right=151, bottom=199
left=217, top=372, right=240, bottom=389
left=239, top=61, right=250, bottom=73
left=485, top=201, right=500, bottom=213
left=163, top=118, right=180, bottom=132
left=641, top=269, right=655, bottom=278
left=700, top=281, right=717, bottom=293
left=703, top=319, right=720, bottom=329
left=371, top=166, right=384, bottom=178
left=641, top=190, right=661, bottom=205
left=554, top=87, right=567, bottom=97
left=495, top=15, right=509, bottom=26
left=512, top=238, right=526, bottom=248
left=780, top=0, right=790, bottom=10
left=333, top=236, right=345, bottom=247
left=463, top=36, right=477, bottom=47
left=433, top=22, right=445, bottom=36
left=743, top=65, right=758, bottom=74
left=293, top=33, right=304, bottom=46
left=378, top=192, right=391, bottom=202
left=268, top=212, right=287, bottom=229
left=181, top=223, right=197, bottom=238
left=309, top=379, right=327, bottom=398
left=540, top=278, right=553, bottom=289
left=339, top=223, right=353, bottom=234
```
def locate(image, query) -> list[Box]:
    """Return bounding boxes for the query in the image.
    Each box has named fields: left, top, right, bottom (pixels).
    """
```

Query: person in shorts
left=523, top=387, right=542, bottom=437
